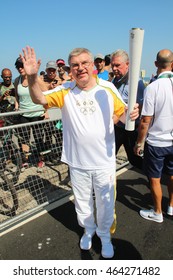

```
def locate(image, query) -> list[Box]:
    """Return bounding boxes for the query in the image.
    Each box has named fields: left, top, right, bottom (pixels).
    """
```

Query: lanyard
left=158, top=73, right=173, bottom=93
left=158, top=73, right=173, bottom=79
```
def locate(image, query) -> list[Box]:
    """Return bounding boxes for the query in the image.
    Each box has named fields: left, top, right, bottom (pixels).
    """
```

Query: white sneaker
left=167, top=206, right=173, bottom=216
left=140, top=209, right=163, bottom=223
left=101, top=241, right=114, bottom=258
left=80, top=232, right=95, bottom=250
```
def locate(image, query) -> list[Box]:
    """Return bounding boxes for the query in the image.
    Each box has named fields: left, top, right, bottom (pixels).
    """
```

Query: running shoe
left=80, top=229, right=95, bottom=250
left=167, top=206, right=173, bottom=216
left=101, top=241, right=114, bottom=258
left=139, top=209, right=163, bottom=223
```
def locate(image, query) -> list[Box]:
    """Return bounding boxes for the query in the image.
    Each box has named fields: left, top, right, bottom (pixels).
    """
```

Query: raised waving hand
left=20, top=46, right=41, bottom=76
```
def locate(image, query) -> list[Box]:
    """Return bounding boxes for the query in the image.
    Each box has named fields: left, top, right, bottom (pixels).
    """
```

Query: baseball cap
left=94, top=53, right=104, bottom=61
left=56, top=59, right=65, bottom=66
left=46, top=61, right=57, bottom=70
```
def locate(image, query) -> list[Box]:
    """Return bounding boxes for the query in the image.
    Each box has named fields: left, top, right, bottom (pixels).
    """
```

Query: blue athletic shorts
left=144, top=143, right=173, bottom=178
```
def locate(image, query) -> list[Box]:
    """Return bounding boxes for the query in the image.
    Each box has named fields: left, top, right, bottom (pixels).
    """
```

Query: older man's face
left=111, top=56, right=129, bottom=80
left=2, top=70, right=12, bottom=86
left=70, top=53, right=94, bottom=87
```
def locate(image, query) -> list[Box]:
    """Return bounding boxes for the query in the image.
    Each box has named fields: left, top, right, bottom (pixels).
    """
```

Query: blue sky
left=1, top=0, right=172, bottom=79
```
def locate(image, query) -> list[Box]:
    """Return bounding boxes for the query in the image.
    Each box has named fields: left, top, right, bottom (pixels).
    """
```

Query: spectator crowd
left=0, top=47, right=173, bottom=259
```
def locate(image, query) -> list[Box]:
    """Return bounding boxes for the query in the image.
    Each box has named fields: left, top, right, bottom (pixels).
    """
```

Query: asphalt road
left=0, top=166, right=173, bottom=260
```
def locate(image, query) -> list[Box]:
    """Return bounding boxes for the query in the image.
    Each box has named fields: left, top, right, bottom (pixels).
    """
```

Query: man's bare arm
left=134, top=115, right=152, bottom=155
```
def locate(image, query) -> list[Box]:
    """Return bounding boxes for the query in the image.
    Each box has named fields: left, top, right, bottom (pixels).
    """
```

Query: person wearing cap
left=94, top=53, right=109, bottom=80
left=56, top=58, right=65, bottom=67
left=55, top=59, right=73, bottom=181
left=14, top=57, right=48, bottom=172
left=56, top=59, right=72, bottom=84
left=62, top=65, right=74, bottom=81
left=39, top=60, right=65, bottom=165
left=20, top=46, right=139, bottom=259
left=39, top=61, right=61, bottom=90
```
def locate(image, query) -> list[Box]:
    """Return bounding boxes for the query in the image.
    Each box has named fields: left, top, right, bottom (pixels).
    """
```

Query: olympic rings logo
left=80, top=106, right=96, bottom=115
left=75, top=99, right=96, bottom=115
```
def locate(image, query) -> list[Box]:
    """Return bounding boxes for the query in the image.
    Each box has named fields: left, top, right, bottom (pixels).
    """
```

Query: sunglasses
left=16, top=63, right=24, bottom=69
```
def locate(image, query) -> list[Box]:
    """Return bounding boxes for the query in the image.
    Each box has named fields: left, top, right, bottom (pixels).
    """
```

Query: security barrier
left=0, top=108, right=71, bottom=231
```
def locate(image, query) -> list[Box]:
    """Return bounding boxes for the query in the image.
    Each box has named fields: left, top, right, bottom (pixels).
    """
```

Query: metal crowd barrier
left=0, top=108, right=71, bottom=231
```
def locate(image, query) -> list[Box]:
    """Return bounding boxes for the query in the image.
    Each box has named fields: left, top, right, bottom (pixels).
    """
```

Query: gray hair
left=68, top=48, right=93, bottom=65
left=111, top=49, right=129, bottom=62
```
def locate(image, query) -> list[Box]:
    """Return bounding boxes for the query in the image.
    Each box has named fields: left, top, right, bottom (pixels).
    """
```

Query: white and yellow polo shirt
left=44, top=78, right=125, bottom=169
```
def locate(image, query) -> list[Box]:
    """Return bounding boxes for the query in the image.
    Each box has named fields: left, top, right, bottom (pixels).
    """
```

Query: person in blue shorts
left=134, top=49, right=173, bottom=223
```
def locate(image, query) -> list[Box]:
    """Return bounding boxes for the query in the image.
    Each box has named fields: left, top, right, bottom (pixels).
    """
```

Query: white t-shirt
left=142, top=71, right=173, bottom=147
left=45, top=78, right=125, bottom=169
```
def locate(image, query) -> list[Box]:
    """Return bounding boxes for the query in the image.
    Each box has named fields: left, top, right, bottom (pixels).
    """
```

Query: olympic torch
left=125, top=28, right=144, bottom=131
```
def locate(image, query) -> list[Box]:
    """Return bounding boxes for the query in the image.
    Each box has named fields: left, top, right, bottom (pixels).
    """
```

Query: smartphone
left=10, top=88, right=15, bottom=96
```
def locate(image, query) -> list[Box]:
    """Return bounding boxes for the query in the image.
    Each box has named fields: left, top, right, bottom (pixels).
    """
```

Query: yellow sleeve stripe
left=106, top=87, right=125, bottom=117
left=97, top=78, right=125, bottom=117
left=45, top=88, right=70, bottom=109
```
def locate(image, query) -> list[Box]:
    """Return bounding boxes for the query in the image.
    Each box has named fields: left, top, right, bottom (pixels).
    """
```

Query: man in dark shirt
left=111, top=49, right=145, bottom=170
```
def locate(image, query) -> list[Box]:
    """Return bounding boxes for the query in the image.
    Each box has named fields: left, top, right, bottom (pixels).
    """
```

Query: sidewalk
left=0, top=165, right=172, bottom=260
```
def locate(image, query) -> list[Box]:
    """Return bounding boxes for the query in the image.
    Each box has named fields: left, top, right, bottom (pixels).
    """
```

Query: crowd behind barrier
left=0, top=108, right=71, bottom=228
